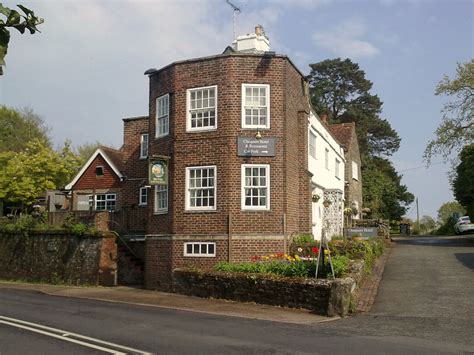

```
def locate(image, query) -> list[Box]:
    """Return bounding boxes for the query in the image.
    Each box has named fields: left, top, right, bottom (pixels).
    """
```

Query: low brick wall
left=0, top=231, right=117, bottom=286
left=173, top=269, right=356, bottom=317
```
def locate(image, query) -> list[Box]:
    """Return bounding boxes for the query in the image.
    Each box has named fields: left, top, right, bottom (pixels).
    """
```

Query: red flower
left=311, top=247, right=319, bottom=255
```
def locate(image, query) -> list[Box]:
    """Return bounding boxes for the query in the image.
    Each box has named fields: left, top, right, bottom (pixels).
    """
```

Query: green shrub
left=291, top=234, right=313, bottom=244
left=70, top=223, right=88, bottom=236
left=330, top=255, right=350, bottom=278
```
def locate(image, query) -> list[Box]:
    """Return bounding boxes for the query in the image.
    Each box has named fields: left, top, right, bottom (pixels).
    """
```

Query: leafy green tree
left=0, top=139, right=81, bottom=206
left=0, top=106, right=50, bottom=152
left=0, top=4, right=43, bottom=74
left=437, top=201, right=466, bottom=224
left=362, top=157, right=414, bottom=220
left=452, top=144, right=474, bottom=218
left=308, top=58, right=401, bottom=157
left=419, top=215, right=436, bottom=234
left=424, top=60, right=474, bottom=164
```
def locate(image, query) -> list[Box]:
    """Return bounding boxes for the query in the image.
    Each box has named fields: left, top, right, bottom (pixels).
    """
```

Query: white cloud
left=266, top=0, right=332, bottom=9
left=312, top=18, right=380, bottom=59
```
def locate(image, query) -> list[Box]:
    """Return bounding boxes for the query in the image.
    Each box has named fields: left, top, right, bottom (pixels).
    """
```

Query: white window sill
left=154, top=210, right=168, bottom=215
left=183, top=254, right=216, bottom=258
left=186, top=127, right=218, bottom=133
left=184, top=209, right=217, bottom=213
left=155, top=133, right=169, bottom=139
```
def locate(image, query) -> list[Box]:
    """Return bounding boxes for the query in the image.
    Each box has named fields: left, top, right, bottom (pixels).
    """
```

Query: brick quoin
left=140, top=51, right=314, bottom=290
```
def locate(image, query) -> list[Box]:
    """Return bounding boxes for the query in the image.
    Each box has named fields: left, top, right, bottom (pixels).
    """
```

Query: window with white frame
left=186, top=166, right=216, bottom=210
left=309, top=131, right=316, bottom=159
left=156, top=94, right=169, bottom=138
left=184, top=242, right=216, bottom=257
left=242, top=84, right=270, bottom=128
left=154, top=185, right=168, bottom=213
left=325, top=148, right=329, bottom=170
left=242, top=164, right=270, bottom=210
left=140, top=133, right=149, bottom=159
left=139, top=187, right=148, bottom=206
left=352, top=161, right=359, bottom=180
left=95, top=194, right=116, bottom=211
left=335, top=158, right=341, bottom=179
left=186, top=86, right=217, bottom=131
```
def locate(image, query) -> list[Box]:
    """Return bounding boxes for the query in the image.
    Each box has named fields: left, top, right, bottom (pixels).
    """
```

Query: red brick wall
left=147, top=54, right=311, bottom=237
left=121, top=117, right=150, bottom=232
left=74, top=155, right=121, bottom=190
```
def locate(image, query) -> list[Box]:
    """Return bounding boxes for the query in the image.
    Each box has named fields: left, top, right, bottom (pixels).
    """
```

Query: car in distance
left=454, top=216, right=474, bottom=234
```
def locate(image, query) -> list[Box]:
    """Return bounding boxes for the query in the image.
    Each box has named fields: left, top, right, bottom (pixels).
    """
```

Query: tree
left=0, top=139, right=81, bottom=206
left=452, top=144, right=474, bottom=218
left=362, top=156, right=414, bottom=220
left=0, top=4, right=43, bottom=74
left=309, top=58, right=401, bottom=157
left=424, top=60, right=474, bottom=164
left=437, top=201, right=466, bottom=224
left=76, top=141, right=103, bottom=164
left=0, top=106, right=50, bottom=152
left=419, top=215, right=436, bottom=234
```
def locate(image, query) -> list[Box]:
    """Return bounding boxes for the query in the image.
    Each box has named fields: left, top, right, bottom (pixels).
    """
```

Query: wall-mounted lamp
left=255, top=130, right=262, bottom=139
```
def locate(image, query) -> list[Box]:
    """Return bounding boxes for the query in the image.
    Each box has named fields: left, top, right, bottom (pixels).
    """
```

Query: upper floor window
left=335, top=158, right=341, bottom=179
left=139, top=187, right=148, bottom=206
left=242, top=84, right=270, bottom=129
left=95, top=194, right=116, bottom=211
left=154, top=185, right=168, bottom=214
left=309, top=131, right=316, bottom=159
left=186, top=86, right=217, bottom=131
left=156, top=94, right=169, bottom=138
left=95, top=166, right=104, bottom=176
left=185, top=166, right=216, bottom=211
left=140, top=133, right=149, bottom=159
left=352, top=161, right=359, bottom=180
left=241, top=164, right=270, bottom=210
left=325, top=148, right=329, bottom=170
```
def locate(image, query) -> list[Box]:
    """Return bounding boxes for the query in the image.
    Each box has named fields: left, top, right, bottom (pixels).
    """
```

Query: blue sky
left=0, top=0, right=472, bottom=219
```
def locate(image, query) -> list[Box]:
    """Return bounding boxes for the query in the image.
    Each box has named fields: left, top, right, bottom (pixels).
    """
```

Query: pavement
left=0, top=244, right=392, bottom=326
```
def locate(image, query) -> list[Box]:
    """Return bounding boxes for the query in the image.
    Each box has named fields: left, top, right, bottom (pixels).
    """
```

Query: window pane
left=187, top=244, right=192, bottom=254
left=208, top=244, right=215, bottom=254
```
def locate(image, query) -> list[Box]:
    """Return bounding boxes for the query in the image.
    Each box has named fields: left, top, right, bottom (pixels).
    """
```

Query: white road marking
left=0, top=316, right=152, bottom=354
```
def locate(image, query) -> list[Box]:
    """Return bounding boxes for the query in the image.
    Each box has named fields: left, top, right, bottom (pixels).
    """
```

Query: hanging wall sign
left=237, top=137, right=276, bottom=157
left=149, top=159, right=168, bottom=185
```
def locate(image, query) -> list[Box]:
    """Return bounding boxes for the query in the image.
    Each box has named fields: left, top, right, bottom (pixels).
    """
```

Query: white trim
left=352, top=161, right=359, bottom=180
left=183, top=242, right=216, bottom=257
left=139, top=187, right=148, bottom=206
left=140, top=133, right=149, bottom=159
left=241, top=164, right=270, bottom=211
left=241, top=83, right=270, bottom=129
left=185, top=165, right=217, bottom=211
left=156, top=94, right=169, bottom=138
left=186, top=85, right=218, bottom=132
left=309, top=130, right=317, bottom=159
left=65, top=148, right=123, bottom=190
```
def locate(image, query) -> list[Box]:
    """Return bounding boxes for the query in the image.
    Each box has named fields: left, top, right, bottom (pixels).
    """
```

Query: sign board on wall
left=344, top=227, right=378, bottom=239
left=149, top=159, right=168, bottom=185
left=237, top=137, right=276, bottom=157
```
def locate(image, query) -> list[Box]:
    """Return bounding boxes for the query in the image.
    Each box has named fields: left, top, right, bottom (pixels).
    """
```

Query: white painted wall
left=307, top=112, right=345, bottom=240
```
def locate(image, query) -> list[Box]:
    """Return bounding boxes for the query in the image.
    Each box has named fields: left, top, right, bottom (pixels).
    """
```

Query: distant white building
left=308, top=112, right=345, bottom=240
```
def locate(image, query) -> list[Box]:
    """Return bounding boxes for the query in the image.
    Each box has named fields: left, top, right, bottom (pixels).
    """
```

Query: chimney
left=320, top=114, right=328, bottom=124
left=232, top=25, right=270, bottom=53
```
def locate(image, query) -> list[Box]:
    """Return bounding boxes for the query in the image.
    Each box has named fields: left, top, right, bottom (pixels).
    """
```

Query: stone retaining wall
left=173, top=269, right=357, bottom=317
left=0, top=231, right=117, bottom=286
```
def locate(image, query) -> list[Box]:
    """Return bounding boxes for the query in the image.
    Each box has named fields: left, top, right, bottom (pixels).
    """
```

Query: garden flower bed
left=172, top=237, right=386, bottom=317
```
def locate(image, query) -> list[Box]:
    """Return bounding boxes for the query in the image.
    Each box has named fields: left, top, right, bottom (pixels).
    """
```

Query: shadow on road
left=454, top=253, right=474, bottom=270
left=393, top=236, right=474, bottom=248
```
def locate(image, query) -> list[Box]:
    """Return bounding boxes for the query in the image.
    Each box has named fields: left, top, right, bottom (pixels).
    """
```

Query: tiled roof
left=328, top=123, right=355, bottom=152
left=100, top=146, right=124, bottom=173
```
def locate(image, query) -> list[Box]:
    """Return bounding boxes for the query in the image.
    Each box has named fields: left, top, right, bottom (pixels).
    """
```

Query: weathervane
left=225, top=0, right=241, bottom=40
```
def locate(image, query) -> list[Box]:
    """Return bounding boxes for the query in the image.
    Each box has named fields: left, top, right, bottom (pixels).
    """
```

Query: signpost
left=237, top=137, right=276, bottom=157
left=345, top=227, right=378, bottom=239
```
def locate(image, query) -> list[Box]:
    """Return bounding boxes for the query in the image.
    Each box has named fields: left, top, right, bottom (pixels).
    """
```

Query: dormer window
left=95, top=166, right=104, bottom=176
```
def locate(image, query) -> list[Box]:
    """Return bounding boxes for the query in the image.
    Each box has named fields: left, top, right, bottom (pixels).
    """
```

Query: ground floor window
left=184, top=242, right=216, bottom=257
left=95, top=194, right=116, bottom=211
left=139, top=187, right=148, bottom=206
left=241, top=164, right=270, bottom=210
left=185, top=166, right=216, bottom=211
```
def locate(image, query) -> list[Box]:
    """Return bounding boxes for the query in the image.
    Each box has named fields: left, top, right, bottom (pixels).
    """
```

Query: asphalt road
left=0, top=235, right=473, bottom=354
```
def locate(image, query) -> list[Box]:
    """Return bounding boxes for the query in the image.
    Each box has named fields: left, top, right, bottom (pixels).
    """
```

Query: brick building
left=142, top=26, right=344, bottom=290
